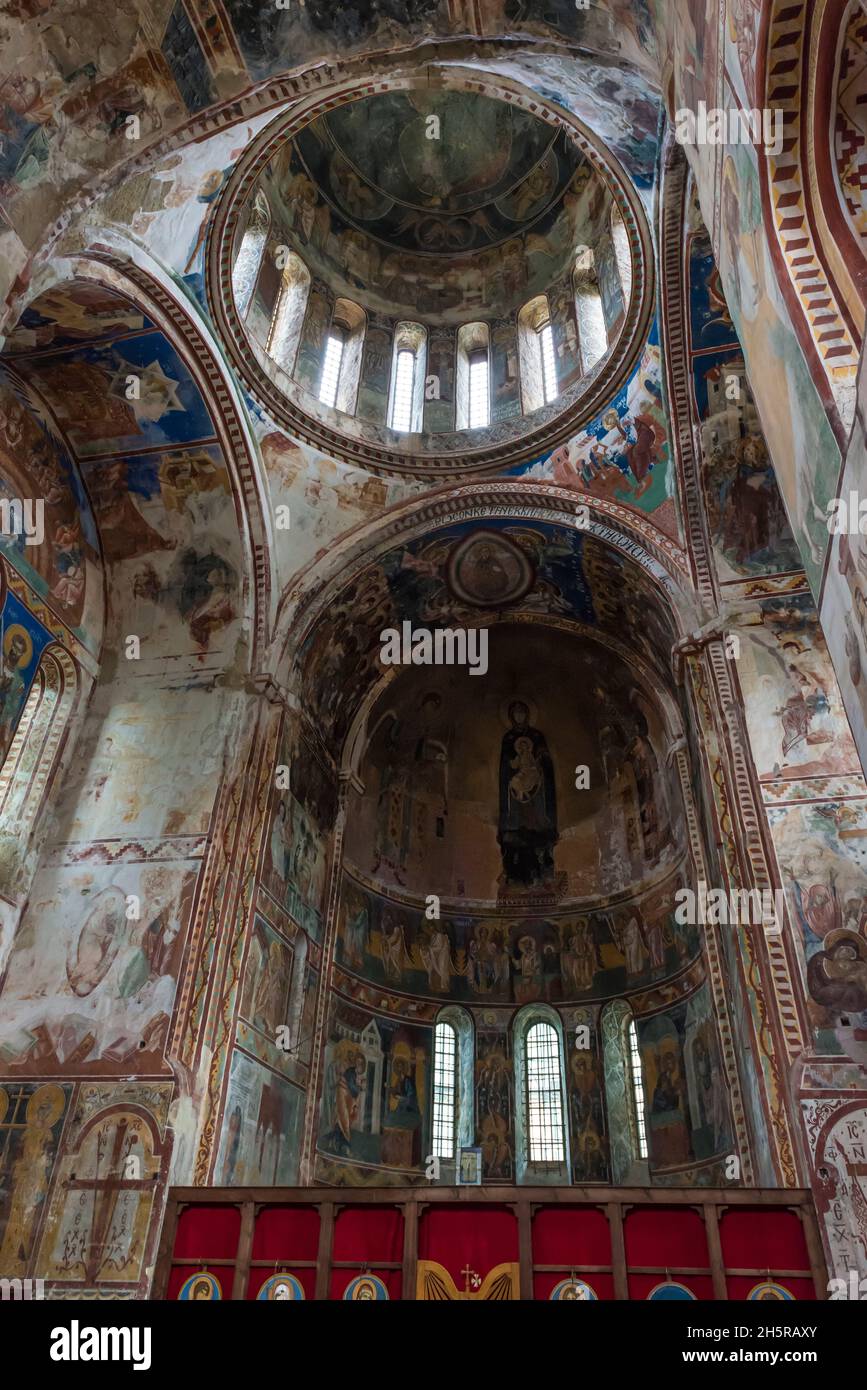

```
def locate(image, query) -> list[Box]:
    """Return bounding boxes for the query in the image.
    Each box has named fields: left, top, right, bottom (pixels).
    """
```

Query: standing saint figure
left=497, top=701, right=558, bottom=886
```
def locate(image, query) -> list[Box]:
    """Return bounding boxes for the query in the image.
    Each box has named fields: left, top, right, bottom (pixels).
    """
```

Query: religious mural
left=216, top=1050, right=304, bottom=1186
left=769, top=799, right=867, bottom=1056
left=637, top=984, right=733, bottom=1176
left=36, top=1081, right=172, bottom=1288
left=318, top=999, right=428, bottom=1173
left=337, top=868, right=696, bottom=1006
left=0, top=865, right=196, bottom=1075
left=0, top=1081, right=71, bottom=1277
left=262, top=725, right=336, bottom=940
left=565, top=1010, right=608, bottom=1183
left=0, top=369, right=100, bottom=653
left=262, top=94, right=591, bottom=325
left=733, top=596, right=860, bottom=782
left=519, top=328, right=678, bottom=541
left=686, top=201, right=801, bottom=580
left=6, top=287, right=242, bottom=664
left=300, top=520, right=680, bottom=756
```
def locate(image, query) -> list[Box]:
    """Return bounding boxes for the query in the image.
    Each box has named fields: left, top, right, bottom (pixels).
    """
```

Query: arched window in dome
left=517, top=295, right=557, bottom=413
left=514, top=1006, right=570, bottom=1183
left=573, top=246, right=608, bottom=374
left=388, top=322, right=427, bottom=433
left=601, top=999, right=649, bottom=1183
left=610, top=204, right=633, bottom=305
left=266, top=251, right=311, bottom=376
left=319, top=324, right=345, bottom=408
left=455, top=322, right=491, bottom=430
left=232, top=191, right=271, bottom=321
left=329, top=300, right=366, bottom=415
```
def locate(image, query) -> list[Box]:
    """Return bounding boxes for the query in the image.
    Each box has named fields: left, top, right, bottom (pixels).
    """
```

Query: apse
left=287, top=517, right=736, bottom=1190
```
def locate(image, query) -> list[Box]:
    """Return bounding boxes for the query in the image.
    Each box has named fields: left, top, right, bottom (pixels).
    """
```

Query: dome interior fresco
left=1, top=0, right=867, bottom=1303
left=270, top=90, right=593, bottom=322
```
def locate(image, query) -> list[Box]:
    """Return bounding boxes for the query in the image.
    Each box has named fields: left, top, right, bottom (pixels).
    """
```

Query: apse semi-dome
left=209, top=69, right=654, bottom=477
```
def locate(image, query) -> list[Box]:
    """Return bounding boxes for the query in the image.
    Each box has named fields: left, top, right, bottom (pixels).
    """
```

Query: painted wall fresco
left=0, top=3, right=660, bottom=316
left=0, top=587, right=54, bottom=762
left=517, top=326, right=679, bottom=542
left=262, top=94, right=592, bottom=325
left=637, top=983, right=733, bottom=1180
left=685, top=190, right=802, bottom=580
left=337, top=869, right=695, bottom=1006
left=0, top=369, right=102, bottom=654
left=659, top=9, right=845, bottom=599
left=299, top=519, right=680, bottom=754
left=565, top=1009, right=608, bottom=1182
left=0, top=1081, right=71, bottom=1277
left=0, top=864, right=196, bottom=1075
left=733, top=596, right=860, bottom=782
left=7, top=287, right=243, bottom=668
left=344, top=624, right=685, bottom=902
left=35, top=1080, right=172, bottom=1289
left=318, top=996, right=429, bottom=1174
left=261, top=725, right=336, bottom=940
left=215, top=1049, right=304, bottom=1186
left=769, top=798, right=867, bottom=1058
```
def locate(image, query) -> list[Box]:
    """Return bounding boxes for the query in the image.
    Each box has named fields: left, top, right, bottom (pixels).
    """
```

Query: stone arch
left=10, top=248, right=275, bottom=669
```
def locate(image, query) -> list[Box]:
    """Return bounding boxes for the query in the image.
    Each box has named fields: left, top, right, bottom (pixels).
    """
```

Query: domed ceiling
left=264, top=89, right=596, bottom=324
left=294, top=91, right=584, bottom=253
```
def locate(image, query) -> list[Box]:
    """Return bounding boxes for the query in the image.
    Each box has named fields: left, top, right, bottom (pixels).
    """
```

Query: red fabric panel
left=252, top=1205, right=320, bottom=1262
left=329, top=1268, right=403, bottom=1300
left=332, top=1205, right=404, bottom=1263
left=628, top=1274, right=715, bottom=1300
left=534, top=1271, right=615, bottom=1300
left=418, top=1205, right=518, bottom=1286
left=719, top=1208, right=810, bottom=1270
left=624, top=1207, right=709, bottom=1268
left=726, top=1275, right=816, bottom=1301
left=173, top=1204, right=241, bottom=1260
left=166, top=1264, right=231, bottom=1300
left=532, top=1205, right=611, bottom=1267
left=245, top=1266, right=317, bottom=1300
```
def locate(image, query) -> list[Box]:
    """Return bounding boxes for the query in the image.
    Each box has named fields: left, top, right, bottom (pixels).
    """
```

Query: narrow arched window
left=525, top=1021, right=566, bottom=1163
left=389, top=322, right=427, bottom=433
left=266, top=251, right=311, bottom=375
left=319, top=325, right=346, bottom=408
left=432, top=1020, right=458, bottom=1158
left=391, top=348, right=417, bottom=431
left=573, top=247, right=608, bottom=373
left=610, top=204, right=633, bottom=304
left=232, top=191, right=271, bottom=320
left=468, top=348, right=490, bottom=428
left=537, top=318, right=558, bottom=404
left=456, top=322, right=490, bottom=429
left=517, top=295, right=555, bottom=413
left=627, top=1016, right=648, bottom=1159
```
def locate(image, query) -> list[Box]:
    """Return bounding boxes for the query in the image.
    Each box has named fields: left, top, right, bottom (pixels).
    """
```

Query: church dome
left=209, top=73, right=653, bottom=477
